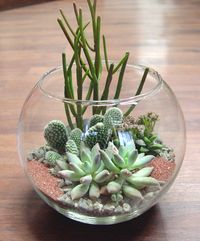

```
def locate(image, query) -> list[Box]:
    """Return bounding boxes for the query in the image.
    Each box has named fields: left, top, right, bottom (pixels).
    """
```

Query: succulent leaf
left=56, top=159, right=68, bottom=170
left=123, top=185, right=143, bottom=200
left=58, top=170, right=80, bottom=181
left=113, top=153, right=125, bottom=168
left=66, top=152, right=82, bottom=166
left=68, top=162, right=85, bottom=176
left=89, top=182, right=100, bottom=199
left=132, top=167, right=154, bottom=177
left=126, top=176, right=160, bottom=189
left=132, top=155, right=154, bottom=168
left=99, top=150, right=120, bottom=173
left=71, top=183, right=90, bottom=200
left=107, top=181, right=121, bottom=194
left=94, top=170, right=110, bottom=183
left=80, top=175, right=92, bottom=184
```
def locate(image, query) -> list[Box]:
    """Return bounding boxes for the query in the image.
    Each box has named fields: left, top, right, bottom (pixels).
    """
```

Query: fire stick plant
left=57, top=0, right=149, bottom=130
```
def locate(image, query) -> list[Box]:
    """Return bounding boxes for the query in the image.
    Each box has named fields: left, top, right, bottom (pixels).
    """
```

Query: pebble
left=123, top=203, right=131, bottom=212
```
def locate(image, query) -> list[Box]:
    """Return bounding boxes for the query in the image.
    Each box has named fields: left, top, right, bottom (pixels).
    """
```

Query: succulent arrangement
left=27, top=0, right=176, bottom=216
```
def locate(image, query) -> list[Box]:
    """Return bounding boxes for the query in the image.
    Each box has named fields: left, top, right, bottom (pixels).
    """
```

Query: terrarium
left=17, top=1, right=186, bottom=225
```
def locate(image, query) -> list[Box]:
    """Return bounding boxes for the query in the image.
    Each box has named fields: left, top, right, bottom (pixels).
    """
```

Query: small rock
left=103, top=204, right=115, bottom=214
left=123, top=203, right=131, bottom=212
left=114, top=205, right=123, bottom=214
left=93, top=202, right=103, bottom=212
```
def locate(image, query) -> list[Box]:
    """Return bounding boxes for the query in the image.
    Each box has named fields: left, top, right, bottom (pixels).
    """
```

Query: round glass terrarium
left=17, top=64, right=186, bottom=225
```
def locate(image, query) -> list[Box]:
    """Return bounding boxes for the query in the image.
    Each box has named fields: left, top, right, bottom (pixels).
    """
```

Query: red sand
left=148, top=157, right=176, bottom=182
left=27, top=160, right=63, bottom=201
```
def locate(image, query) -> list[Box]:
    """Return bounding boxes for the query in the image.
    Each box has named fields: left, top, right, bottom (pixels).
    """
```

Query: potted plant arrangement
left=18, top=0, right=186, bottom=224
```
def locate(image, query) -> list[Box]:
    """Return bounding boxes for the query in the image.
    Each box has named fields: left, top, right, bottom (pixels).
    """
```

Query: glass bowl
left=17, top=64, right=186, bottom=224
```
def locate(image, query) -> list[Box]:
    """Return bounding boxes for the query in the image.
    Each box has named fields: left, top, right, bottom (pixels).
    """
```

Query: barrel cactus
left=100, top=142, right=160, bottom=201
left=44, top=120, right=68, bottom=153
left=59, top=143, right=112, bottom=200
left=44, top=151, right=63, bottom=167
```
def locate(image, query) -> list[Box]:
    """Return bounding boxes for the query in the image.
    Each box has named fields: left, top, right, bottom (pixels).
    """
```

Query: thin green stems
left=124, top=67, right=149, bottom=117
left=114, top=52, right=129, bottom=99
left=103, top=35, right=109, bottom=71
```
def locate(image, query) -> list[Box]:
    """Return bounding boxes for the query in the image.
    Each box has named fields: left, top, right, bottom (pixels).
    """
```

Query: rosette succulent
left=59, top=143, right=112, bottom=200
left=100, top=142, right=160, bottom=201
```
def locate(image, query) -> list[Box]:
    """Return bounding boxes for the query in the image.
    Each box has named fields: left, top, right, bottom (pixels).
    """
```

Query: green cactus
left=89, top=114, right=104, bottom=128
left=104, top=107, right=123, bottom=127
left=66, top=139, right=79, bottom=156
left=59, top=143, right=112, bottom=200
left=85, top=122, right=109, bottom=149
left=44, top=120, right=68, bottom=152
left=99, top=142, right=160, bottom=200
left=45, top=151, right=63, bottom=167
left=69, top=128, right=82, bottom=149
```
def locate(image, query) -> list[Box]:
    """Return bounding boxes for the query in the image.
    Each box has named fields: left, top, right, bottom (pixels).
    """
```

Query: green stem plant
left=58, top=0, right=149, bottom=130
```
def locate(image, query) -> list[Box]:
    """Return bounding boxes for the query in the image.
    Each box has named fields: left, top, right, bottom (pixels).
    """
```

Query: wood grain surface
left=0, top=0, right=200, bottom=240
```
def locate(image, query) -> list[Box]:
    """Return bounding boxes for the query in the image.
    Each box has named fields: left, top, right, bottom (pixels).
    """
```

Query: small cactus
left=69, top=128, right=82, bottom=149
left=85, top=122, right=109, bottom=149
left=66, top=139, right=79, bottom=155
left=45, top=151, right=63, bottom=167
left=89, top=114, right=104, bottom=127
left=44, top=120, right=68, bottom=152
left=104, top=107, right=123, bottom=127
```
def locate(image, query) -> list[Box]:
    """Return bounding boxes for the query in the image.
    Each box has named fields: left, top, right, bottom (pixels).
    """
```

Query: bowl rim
left=37, top=63, right=163, bottom=106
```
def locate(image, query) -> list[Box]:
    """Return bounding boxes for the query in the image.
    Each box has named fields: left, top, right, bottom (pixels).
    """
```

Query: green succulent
left=44, top=151, right=63, bottom=167
left=99, top=142, right=160, bottom=200
left=69, top=128, right=82, bottom=149
left=59, top=143, right=112, bottom=200
left=85, top=122, right=109, bottom=149
left=84, top=107, right=123, bottom=149
left=104, top=107, right=123, bottom=128
left=44, top=120, right=68, bottom=153
left=89, top=114, right=104, bottom=128
left=66, top=139, right=79, bottom=156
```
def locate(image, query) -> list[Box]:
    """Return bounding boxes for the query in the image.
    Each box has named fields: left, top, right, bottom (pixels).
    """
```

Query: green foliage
left=45, top=151, right=63, bottom=167
left=89, top=114, right=104, bottom=127
left=85, top=122, right=109, bottom=149
left=44, top=120, right=68, bottom=152
left=99, top=142, right=160, bottom=200
left=59, top=143, right=112, bottom=200
left=104, top=107, right=123, bottom=127
left=69, top=128, right=82, bottom=149
left=66, top=139, right=79, bottom=156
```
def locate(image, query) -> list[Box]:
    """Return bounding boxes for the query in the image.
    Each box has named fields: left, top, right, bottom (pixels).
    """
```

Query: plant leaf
left=132, top=155, right=154, bottom=168
left=71, top=183, right=90, bottom=200
left=99, top=150, right=120, bottom=173
left=123, top=185, right=143, bottom=200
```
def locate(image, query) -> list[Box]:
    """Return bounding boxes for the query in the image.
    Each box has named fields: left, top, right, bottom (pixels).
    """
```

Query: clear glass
left=17, top=64, right=186, bottom=225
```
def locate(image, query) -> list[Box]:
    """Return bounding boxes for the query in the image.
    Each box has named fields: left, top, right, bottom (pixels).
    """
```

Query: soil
left=27, top=160, right=63, bottom=201
left=148, top=157, right=176, bottom=182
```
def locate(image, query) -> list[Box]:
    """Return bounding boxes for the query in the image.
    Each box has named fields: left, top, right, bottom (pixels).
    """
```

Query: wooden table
left=0, top=0, right=200, bottom=240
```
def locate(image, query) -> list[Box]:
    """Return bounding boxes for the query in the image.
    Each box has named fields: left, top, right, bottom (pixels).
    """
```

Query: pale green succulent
left=66, top=139, right=79, bottom=156
left=59, top=143, right=112, bottom=200
left=44, top=120, right=68, bottom=153
left=99, top=142, right=160, bottom=200
left=69, top=128, right=82, bottom=149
